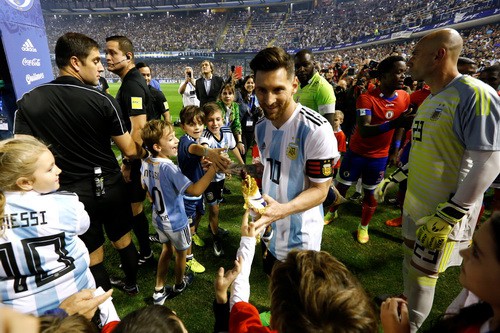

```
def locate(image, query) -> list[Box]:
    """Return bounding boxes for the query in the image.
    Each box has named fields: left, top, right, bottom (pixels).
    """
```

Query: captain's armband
left=306, top=159, right=335, bottom=178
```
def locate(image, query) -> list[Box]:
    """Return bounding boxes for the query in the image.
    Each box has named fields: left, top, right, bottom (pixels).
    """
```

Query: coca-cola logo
left=22, top=58, right=41, bottom=67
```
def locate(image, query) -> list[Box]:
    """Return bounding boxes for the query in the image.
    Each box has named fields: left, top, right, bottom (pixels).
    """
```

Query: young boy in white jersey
left=140, top=119, right=219, bottom=305
left=200, top=102, right=245, bottom=257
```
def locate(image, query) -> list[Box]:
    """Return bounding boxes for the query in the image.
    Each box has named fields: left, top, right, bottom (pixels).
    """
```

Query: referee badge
left=286, top=142, right=298, bottom=160
left=131, top=97, right=143, bottom=110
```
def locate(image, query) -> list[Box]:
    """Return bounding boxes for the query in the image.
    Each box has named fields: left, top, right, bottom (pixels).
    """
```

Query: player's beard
left=262, top=98, right=293, bottom=123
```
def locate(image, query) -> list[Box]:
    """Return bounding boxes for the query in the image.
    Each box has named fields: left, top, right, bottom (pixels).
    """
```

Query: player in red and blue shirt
left=324, top=56, right=411, bottom=244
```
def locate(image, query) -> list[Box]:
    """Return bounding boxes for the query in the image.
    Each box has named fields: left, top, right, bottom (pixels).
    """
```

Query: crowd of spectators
left=47, top=23, right=498, bottom=82
left=43, top=0, right=498, bottom=54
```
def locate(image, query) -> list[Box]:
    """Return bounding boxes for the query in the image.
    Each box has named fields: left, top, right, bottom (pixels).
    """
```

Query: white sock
left=406, top=266, right=438, bottom=333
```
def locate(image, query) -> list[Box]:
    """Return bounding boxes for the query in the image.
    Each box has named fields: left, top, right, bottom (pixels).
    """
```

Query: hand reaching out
left=59, top=289, right=113, bottom=321
left=214, top=257, right=243, bottom=304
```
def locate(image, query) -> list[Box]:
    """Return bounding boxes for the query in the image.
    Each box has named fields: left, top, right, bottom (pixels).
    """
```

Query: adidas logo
left=21, top=39, right=37, bottom=52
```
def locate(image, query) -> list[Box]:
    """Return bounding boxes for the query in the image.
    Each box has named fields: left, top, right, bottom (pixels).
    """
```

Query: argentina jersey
left=141, top=157, right=191, bottom=232
left=200, top=126, right=236, bottom=182
left=0, top=191, right=94, bottom=316
left=255, top=104, right=338, bottom=260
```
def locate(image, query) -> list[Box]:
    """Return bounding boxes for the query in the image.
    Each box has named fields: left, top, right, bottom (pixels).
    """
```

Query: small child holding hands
left=140, top=120, right=219, bottom=305
left=200, top=102, right=244, bottom=257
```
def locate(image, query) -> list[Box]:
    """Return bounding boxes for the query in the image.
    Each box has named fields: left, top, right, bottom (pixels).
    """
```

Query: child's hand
left=214, top=256, right=242, bottom=304
left=241, top=210, right=265, bottom=238
left=207, top=147, right=232, bottom=171
left=201, top=157, right=212, bottom=172
left=380, top=298, right=410, bottom=333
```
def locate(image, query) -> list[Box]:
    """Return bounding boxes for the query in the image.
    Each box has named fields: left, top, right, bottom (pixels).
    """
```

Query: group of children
left=139, top=100, right=243, bottom=304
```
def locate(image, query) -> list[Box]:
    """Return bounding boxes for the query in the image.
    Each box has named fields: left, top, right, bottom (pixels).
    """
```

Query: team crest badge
left=431, top=105, right=444, bottom=120
left=286, top=142, right=298, bottom=160
left=386, top=110, right=394, bottom=119
left=322, top=162, right=332, bottom=177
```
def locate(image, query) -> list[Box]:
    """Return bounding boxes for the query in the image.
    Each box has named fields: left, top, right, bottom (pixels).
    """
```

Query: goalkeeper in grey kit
left=399, top=29, right=500, bottom=332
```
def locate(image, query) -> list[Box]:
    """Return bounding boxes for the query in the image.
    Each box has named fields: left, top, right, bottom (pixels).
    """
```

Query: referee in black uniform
left=105, top=36, right=155, bottom=273
left=14, top=32, right=144, bottom=293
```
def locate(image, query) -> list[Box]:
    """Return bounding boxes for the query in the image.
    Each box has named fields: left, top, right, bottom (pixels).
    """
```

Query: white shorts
left=156, top=224, right=191, bottom=251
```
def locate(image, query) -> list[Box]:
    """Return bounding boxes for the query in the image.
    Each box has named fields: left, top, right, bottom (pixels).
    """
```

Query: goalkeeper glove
left=416, top=201, right=468, bottom=250
left=374, top=166, right=408, bottom=203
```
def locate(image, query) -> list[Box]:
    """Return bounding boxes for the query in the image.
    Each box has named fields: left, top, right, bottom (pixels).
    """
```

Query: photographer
left=178, top=66, right=200, bottom=107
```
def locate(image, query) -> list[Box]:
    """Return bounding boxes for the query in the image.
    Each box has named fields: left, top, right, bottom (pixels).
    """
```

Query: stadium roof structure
left=40, top=0, right=311, bottom=14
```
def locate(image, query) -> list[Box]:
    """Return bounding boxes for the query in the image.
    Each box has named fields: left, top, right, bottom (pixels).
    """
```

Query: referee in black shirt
left=14, top=32, right=144, bottom=293
left=105, top=36, right=155, bottom=277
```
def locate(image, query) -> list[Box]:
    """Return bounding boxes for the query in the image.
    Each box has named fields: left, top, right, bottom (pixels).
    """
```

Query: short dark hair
left=249, top=47, right=295, bottom=80
left=135, top=62, right=149, bottom=70
left=113, top=305, right=185, bottom=333
left=55, top=32, right=99, bottom=69
left=376, top=55, right=406, bottom=76
left=106, top=35, right=134, bottom=58
left=457, top=57, right=476, bottom=65
left=294, top=49, right=314, bottom=60
left=180, top=105, right=205, bottom=125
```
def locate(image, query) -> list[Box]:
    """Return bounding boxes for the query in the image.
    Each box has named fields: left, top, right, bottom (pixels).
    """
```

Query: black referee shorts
left=63, top=173, right=134, bottom=253
left=126, top=159, right=147, bottom=204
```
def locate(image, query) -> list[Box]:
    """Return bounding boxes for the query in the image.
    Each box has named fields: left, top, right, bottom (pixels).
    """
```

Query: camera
left=368, top=60, right=379, bottom=69
left=187, top=72, right=192, bottom=78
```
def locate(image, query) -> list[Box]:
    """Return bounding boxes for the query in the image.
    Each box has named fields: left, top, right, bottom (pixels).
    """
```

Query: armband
left=392, top=140, right=401, bottom=149
left=306, top=159, right=334, bottom=178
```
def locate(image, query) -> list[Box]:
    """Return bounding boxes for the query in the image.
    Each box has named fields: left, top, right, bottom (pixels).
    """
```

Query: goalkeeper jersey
left=404, top=75, right=500, bottom=221
left=0, top=191, right=94, bottom=316
left=255, top=103, right=338, bottom=261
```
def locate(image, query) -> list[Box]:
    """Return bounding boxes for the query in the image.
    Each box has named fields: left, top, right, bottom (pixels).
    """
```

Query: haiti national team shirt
left=404, top=75, right=500, bottom=227
left=255, top=103, right=338, bottom=261
left=0, top=191, right=93, bottom=316
left=141, top=156, right=192, bottom=232
left=349, top=87, right=410, bottom=158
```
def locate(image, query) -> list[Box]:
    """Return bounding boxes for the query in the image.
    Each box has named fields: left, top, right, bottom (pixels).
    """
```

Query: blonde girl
left=0, top=136, right=95, bottom=316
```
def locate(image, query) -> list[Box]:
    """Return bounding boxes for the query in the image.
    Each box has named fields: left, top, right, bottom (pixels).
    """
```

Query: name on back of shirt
left=3, top=211, right=48, bottom=229
left=143, top=169, right=159, bottom=180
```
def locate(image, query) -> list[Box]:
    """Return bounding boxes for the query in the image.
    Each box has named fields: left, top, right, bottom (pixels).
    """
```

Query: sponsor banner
left=0, top=0, right=53, bottom=98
